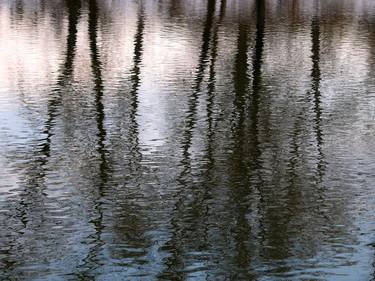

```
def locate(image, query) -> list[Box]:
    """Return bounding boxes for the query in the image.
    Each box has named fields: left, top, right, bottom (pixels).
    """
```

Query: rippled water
left=0, top=0, right=375, bottom=280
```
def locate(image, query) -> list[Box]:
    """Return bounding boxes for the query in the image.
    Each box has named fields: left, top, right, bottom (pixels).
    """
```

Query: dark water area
left=0, top=0, right=375, bottom=280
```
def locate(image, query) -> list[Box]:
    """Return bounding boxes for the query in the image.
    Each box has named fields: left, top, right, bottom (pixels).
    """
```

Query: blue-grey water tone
left=0, top=0, right=375, bottom=280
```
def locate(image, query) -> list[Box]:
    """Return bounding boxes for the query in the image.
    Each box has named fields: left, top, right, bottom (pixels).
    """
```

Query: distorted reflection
left=0, top=0, right=375, bottom=280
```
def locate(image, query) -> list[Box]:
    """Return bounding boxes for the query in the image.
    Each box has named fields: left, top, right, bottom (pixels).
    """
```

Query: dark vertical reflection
left=229, top=0, right=265, bottom=278
left=21, top=0, right=81, bottom=230
left=232, top=20, right=249, bottom=132
left=201, top=0, right=226, bottom=195
left=259, top=0, right=299, bottom=262
left=41, top=0, right=81, bottom=159
left=0, top=0, right=81, bottom=277
left=249, top=0, right=265, bottom=256
left=177, top=0, right=227, bottom=272
left=252, top=0, right=265, bottom=104
left=232, top=34, right=251, bottom=280
left=230, top=12, right=252, bottom=279
left=128, top=4, right=145, bottom=172
left=89, top=0, right=107, bottom=176
left=108, top=2, right=148, bottom=268
left=311, top=0, right=325, bottom=181
left=181, top=0, right=216, bottom=161
left=40, top=0, right=81, bottom=171
left=60, top=0, right=81, bottom=79
left=159, top=0, right=216, bottom=279
left=75, top=0, right=107, bottom=277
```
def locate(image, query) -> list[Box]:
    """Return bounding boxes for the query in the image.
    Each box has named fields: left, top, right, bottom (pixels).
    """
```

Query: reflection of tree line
left=74, top=0, right=106, bottom=277
left=258, top=0, right=327, bottom=265
left=75, top=0, right=147, bottom=278
left=128, top=4, right=145, bottom=174
left=1, top=0, right=148, bottom=277
left=159, top=0, right=264, bottom=278
left=159, top=0, right=335, bottom=277
left=158, top=0, right=219, bottom=278
left=311, top=0, right=325, bottom=181
left=0, top=0, right=81, bottom=277
left=1, top=0, right=363, bottom=278
left=227, top=0, right=265, bottom=277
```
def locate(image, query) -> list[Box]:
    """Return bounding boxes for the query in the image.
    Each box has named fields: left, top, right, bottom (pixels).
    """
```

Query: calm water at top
left=0, top=0, right=375, bottom=280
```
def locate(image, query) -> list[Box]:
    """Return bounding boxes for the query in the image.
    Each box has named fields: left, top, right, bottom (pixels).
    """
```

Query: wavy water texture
left=0, top=0, right=375, bottom=280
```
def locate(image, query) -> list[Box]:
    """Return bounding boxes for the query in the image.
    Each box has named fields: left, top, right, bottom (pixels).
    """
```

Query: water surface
left=0, top=0, right=375, bottom=280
